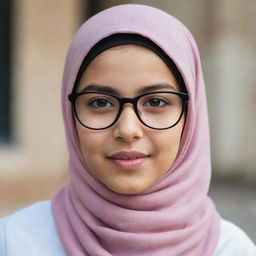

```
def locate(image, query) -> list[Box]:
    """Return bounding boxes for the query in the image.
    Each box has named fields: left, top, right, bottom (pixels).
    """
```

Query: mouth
left=107, top=151, right=149, bottom=170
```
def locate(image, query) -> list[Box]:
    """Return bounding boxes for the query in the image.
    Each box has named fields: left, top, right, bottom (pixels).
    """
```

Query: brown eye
left=144, top=98, right=167, bottom=107
left=90, top=98, right=113, bottom=108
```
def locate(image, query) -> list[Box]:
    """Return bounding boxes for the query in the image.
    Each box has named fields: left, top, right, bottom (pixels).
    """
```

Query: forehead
left=89, top=44, right=160, bottom=66
left=77, top=45, right=180, bottom=95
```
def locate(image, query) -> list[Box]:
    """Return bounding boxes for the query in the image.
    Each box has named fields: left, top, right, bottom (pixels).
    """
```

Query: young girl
left=1, top=4, right=255, bottom=256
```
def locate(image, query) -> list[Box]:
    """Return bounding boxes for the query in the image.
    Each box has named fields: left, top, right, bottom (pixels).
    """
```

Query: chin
left=106, top=181, right=151, bottom=195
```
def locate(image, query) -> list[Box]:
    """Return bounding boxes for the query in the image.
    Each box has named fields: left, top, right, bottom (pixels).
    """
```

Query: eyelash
left=143, top=97, right=169, bottom=107
left=88, top=97, right=114, bottom=108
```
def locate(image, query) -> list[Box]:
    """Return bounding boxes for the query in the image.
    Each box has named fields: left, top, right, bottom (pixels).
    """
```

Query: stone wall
left=89, top=0, right=256, bottom=181
left=0, top=0, right=86, bottom=217
left=1, top=0, right=255, bottom=217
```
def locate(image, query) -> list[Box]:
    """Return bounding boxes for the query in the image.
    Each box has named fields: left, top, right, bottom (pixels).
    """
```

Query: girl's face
left=76, top=45, right=185, bottom=194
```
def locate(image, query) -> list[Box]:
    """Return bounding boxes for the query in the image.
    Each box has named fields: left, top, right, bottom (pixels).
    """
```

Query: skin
left=75, top=45, right=185, bottom=195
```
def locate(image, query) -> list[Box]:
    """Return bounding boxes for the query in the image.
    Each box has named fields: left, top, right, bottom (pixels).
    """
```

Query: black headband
left=73, top=33, right=186, bottom=93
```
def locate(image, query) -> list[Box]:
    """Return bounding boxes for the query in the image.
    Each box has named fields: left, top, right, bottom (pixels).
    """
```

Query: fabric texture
left=52, top=4, right=221, bottom=256
left=73, top=33, right=186, bottom=94
left=1, top=201, right=256, bottom=256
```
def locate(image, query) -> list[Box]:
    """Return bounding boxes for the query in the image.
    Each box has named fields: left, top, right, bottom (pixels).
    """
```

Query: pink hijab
left=52, top=4, right=220, bottom=256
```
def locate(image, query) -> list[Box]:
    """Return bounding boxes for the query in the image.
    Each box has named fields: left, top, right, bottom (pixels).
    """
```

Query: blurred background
left=0, top=0, right=255, bottom=241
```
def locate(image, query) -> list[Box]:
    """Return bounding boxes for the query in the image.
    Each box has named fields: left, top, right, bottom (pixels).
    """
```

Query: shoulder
left=214, top=219, right=256, bottom=256
left=0, top=201, right=67, bottom=256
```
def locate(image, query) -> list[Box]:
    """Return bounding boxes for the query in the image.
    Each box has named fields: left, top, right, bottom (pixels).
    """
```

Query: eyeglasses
left=68, top=91, right=189, bottom=130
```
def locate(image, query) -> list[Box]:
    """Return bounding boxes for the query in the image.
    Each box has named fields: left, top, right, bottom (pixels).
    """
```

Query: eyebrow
left=80, top=83, right=177, bottom=95
left=138, top=83, right=177, bottom=94
left=81, top=84, right=119, bottom=94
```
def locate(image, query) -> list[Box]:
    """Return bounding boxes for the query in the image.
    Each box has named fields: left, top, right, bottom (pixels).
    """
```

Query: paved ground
left=209, top=180, right=256, bottom=242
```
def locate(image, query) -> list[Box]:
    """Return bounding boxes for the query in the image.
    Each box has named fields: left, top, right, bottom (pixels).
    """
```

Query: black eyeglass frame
left=68, top=91, right=189, bottom=130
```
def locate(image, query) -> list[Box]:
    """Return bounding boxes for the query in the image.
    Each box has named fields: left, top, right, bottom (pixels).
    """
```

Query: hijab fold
left=52, top=4, right=220, bottom=256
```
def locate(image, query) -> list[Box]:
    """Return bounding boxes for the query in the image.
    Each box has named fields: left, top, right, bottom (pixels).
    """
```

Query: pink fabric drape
left=52, top=4, right=220, bottom=256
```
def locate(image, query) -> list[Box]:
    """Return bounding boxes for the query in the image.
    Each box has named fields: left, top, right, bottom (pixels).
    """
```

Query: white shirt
left=0, top=201, right=255, bottom=256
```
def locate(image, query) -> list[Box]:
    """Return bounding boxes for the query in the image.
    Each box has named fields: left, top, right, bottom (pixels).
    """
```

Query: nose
left=113, top=105, right=143, bottom=142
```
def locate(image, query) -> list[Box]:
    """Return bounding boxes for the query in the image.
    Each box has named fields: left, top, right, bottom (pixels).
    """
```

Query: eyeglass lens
left=75, top=92, right=184, bottom=129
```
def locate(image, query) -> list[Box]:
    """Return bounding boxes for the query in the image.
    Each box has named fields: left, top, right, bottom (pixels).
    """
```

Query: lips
left=107, top=151, right=149, bottom=170
left=108, top=151, right=149, bottom=160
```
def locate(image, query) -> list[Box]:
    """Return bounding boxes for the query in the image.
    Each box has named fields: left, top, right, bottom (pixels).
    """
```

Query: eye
left=144, top=97, right=168, bottom=107
left=89, top=98, right=114, bottom=108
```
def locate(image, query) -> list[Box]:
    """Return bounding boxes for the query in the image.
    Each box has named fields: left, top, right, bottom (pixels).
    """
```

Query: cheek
left=76, top=130, right=108, bottom=180
left=76, top=123, right=105, bottom=161
left=156, top=133, right=180, bottom=163
left=153, top=118, right=184, bottom=166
